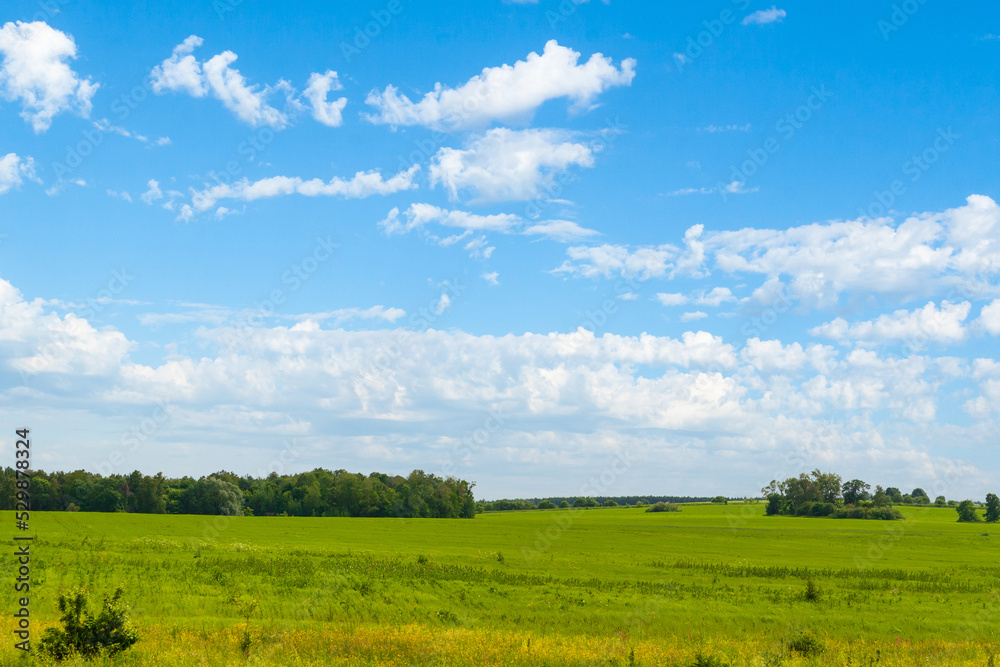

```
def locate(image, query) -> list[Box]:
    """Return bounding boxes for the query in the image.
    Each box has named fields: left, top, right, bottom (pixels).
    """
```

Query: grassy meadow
left=2, top=503, right=999, bottom=665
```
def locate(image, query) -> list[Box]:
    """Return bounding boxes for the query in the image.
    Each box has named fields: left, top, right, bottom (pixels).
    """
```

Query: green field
left=2, top=504, right=999, bottom=665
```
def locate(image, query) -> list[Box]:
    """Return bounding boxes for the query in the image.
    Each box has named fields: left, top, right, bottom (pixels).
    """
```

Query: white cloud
left=482, top=272, right=500, bottom=285
left=433, top=293, right=451, bottom=315
left=522, top=219, right=599, bottom=242
left=364, top=40, right=635, bottom=130
left=0, top=277, right=131, bottom=377
left=140, top=179, right=163, bottom=204
left=741, top=338, right=812, bottom=373
left=379, top=203, right=520, bottom=236
left=0, top=21, right=98, bottom=132
left=563, top=196, right=1000, bottom=310
left=301, top=306, right=406, bottom=326
left=150, top=35, right=292, bottom=128
left=190, top=165, right=420, bottom=212
left=0, top=153, right=39, bottom=195
left=3, top=270, right=995, bottom=497
left=680, top=311, right=707, bottom=322
left=430, top=128, right=594, bottom=202
left=979, top=299, right=1000, bottom=335
left=743, top=6, right=787, bottom=25
left=150, top=35, right=206, bottom=97
left=697, top=287, right=736, bottom=307
left=656, top=293, right=688, bottom=307
left=810, top=301, right=971, bottom=347
left=304, top=70, right=347, bottom=127
left=554, top=244, right=677, bottom=280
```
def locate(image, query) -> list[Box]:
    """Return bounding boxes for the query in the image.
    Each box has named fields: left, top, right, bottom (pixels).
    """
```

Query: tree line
left=762, top=470, right=1000, bottom=522
left=479, top=495, right=714, bottom=512
left=0, top=468, right=476, bottom=518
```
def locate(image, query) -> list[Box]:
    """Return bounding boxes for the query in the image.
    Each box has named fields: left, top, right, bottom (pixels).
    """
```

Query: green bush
left=788, top=632, right=826, bottom=655
left=804, top=579, right=821, bottom=602
left=645, top=502, right=680, bottom=513
left=537, top=500, right=556, bottom=509
left=39, top=587, right=139, bottom=660
left=689, top=653, right=730, bottom=667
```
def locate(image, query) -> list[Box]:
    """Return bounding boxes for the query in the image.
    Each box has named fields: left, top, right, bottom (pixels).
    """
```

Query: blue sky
left=2, top=0, right=999, bottom=500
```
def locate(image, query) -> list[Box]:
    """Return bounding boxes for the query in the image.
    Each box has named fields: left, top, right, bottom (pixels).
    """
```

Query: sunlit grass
left=2, top=504, right=998, bottom=665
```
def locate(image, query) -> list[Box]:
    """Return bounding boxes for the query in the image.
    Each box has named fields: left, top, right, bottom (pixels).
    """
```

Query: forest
left=0, top=467, right=477, bottom=518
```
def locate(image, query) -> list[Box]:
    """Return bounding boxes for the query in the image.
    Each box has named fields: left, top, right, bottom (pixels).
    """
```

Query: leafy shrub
left=956, top=499, right=982, bottom=523
left=810, top=502, right=835, bottom=517
left=645, top=502, right=680, bottom=513
left=788, top=632, right=826, bottom=655
left=804, top=579, right=821, bottom=602
left=689, top=653, right=730, bottom=667
left=711, top=496, right=728, bottom=504
left=39, top=587, right=139, bottom=660
left=537, top=500, right=556, bottom=509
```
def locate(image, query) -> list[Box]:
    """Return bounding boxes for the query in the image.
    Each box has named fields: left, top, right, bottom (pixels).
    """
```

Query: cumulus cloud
left=810, top=301, right=971, bottom=348
left=150, top=35, right=294, bottom=128
left=2, top=270, right=995, bottom=496
left=554, top=244, right=677, bottom=280
left=304, top=70, right=347, bottom=127
left=0, top=153, right=39, bottom=194
left=364, top=40, right=635, bottom=130
left=378, top=204, right=597, bottom=246
left=379, top=203, right=520, bottom=236
left=0, top=21, right=99, bottom=132
left=656, top=293, right=688, bottom=307
left=979, top=299, right=1000, bottom=335
left=557, top=196, right=1000, bottom=309
left=743, top=6, right=787, bottom=25
left=299, top=306, right=406, bottom=326
left=430, top=128, right=595, bottom=203
left=522, top=219, right=599, bottom=242
left=189, top=165, right=420, bottom=212
left=697, top=287, right=736, bottom=307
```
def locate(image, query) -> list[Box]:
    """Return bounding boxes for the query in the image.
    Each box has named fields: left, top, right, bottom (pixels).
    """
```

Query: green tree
left=559, top=500, right=570, bottom=508
left=885, top=487, right=903, bottom=503
left=934, top=495, right=947, bottom=507
left=538, top=500, right=556, bottom=509
left=911, top=488, right=930, bottom=504
left=842, top=479, right=870, bottom=506
left=985, top=493, right=1000, bottom=523
left=872, top=485, right=891, bottom=508
left=711, top=496, right=728, bottom=504
left=956, top=499, right=981, bottom=523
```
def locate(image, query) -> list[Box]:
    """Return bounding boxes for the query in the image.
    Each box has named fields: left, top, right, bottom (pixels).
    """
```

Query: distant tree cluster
left=0, top=468, right=476, bottom=519
left=761, top=470, right=904, bottom=520
left=956, top=494, right=1000, bottom=523
left=477, top=495, right=712, bottom=512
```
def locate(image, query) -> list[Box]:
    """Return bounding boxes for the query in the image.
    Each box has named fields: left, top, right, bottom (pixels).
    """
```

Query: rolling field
left=2, top=504, right=999, bottom=665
